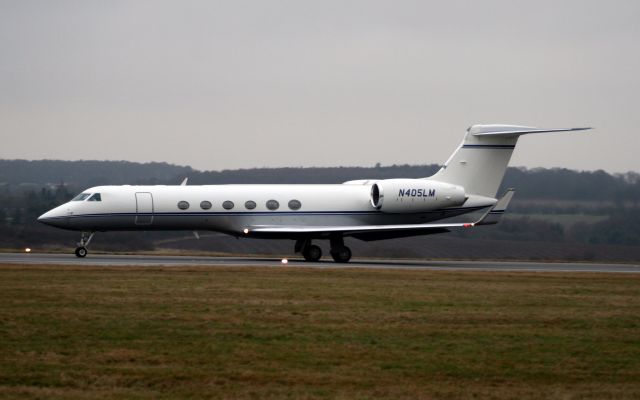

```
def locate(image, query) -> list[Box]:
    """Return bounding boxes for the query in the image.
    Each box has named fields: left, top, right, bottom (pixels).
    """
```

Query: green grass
left=1, top=264, right=639, bottom=399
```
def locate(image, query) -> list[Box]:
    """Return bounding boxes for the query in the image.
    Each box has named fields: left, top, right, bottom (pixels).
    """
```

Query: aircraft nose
left=37, top=213, right=50, bottom=224
left=37, top=207, right=69, bottom=228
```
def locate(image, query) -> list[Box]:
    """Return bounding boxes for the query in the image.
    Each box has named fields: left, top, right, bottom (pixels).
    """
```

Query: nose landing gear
left=75, top=231, right=95, bottom=258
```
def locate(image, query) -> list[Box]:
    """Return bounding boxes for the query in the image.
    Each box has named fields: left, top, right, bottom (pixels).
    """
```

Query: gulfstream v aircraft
left=38, top=124, right=589, bottom=262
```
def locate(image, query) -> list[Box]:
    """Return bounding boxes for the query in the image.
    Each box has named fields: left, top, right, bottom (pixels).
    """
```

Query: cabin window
left=266, top=200, right=279, bottom=210
left=288, top=199, right=301, bottom=210
left=177, top=201, right=190, bottom=210
left=87, top=193, right=102, bottom=202
left=245, top=200, right=256, bottom=210
left=222, top=200, right=234, bottom=210
left=72, top=193, right=91, bottom=201
left=200, top=201, right=212, bottom=210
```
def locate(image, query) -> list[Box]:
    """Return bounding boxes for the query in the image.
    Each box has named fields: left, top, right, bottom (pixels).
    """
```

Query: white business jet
left=38, top=124, right=589, bottom=262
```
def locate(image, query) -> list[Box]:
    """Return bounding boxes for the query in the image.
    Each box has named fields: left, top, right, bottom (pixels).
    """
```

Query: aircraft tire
left=75, top=247, right=88, bottom=258
left=331, top=246, right=352, bottom=263
left=303, top=245, right=322, bottom=262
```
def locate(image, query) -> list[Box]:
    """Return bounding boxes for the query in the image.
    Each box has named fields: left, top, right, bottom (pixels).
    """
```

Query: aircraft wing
left=246, top=189, right=514, bottom=240
left=474, top=188, right=514, bottom=225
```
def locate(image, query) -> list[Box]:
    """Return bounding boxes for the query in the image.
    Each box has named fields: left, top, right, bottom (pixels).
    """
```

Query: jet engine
left=370, top=179, right=466, bottom=213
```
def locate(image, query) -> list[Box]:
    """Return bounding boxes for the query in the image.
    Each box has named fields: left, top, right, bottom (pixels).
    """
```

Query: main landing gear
left=295, top=238, right=322, bottom=261
left=295, top=237, right=352, bottom=263
left=329, top=236, right=352, bottom=263
left=75, top=231, right=95, bottom=258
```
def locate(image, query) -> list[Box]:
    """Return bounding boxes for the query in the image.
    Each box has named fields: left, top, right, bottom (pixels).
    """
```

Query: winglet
left=475, top=189, right=515, bottom=225
left=180, top=178, right=188, bottom=186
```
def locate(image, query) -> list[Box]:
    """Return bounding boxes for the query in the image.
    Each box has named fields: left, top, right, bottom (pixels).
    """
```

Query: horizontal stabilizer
left=471, top=125, right=591, bottom=137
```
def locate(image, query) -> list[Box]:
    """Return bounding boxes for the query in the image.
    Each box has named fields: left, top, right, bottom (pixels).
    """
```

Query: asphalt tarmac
left=0, top=252, right=638, bottom=273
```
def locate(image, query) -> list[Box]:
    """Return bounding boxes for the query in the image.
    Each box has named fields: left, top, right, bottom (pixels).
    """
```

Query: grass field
left=1, top=264, right=639, bottom=399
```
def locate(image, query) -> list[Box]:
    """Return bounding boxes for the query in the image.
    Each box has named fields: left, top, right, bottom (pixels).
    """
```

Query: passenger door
left=135, top=192, right=154, bottom=225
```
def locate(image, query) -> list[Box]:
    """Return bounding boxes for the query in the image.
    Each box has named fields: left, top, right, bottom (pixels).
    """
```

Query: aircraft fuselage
left=38, top=184, right=485, bottom=239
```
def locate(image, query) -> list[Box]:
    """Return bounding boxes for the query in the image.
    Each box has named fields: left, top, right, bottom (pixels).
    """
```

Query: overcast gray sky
left=1, top=0, right=638, bottom=173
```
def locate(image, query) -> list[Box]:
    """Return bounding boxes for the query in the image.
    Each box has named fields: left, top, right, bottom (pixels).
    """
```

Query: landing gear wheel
left=303, top=245, right=322, bottom=262
left=74, top=231, right=95, bottom=258
left=75, top=247, right=88, bottom=258
left=331, top=246, right=352, bottom=263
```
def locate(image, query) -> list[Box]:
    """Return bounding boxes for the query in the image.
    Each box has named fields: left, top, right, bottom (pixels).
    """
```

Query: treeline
left=0, top=184, right=156, bottom=251
left=2, top=183, right=637, bottom=251
left=0, top=185, right=73, bottom=227
left=0, top=160, right=193, bottom=187
left=501, top=168, right=640, bottom=202
left=454, top=211, right=640, bottom=246
left=0, top=159, right=638, bottom=252
left=0, top=159, right=639, bottom=204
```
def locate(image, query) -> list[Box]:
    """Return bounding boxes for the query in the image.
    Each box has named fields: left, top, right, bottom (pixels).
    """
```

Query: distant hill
left=501, top=168, right=640, bottom=202
left=0, top=159, right=638, bottom=203
left=0, top=159, right=638, bottom=257
left=0, top=160, right=194, bottom=187
left=184, top=164, right=440, bottom=185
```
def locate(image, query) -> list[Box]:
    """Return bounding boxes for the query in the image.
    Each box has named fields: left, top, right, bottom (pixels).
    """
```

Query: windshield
left=87, top=193, right=101, bottom=202
left=72, top=193, right=91, bottom=201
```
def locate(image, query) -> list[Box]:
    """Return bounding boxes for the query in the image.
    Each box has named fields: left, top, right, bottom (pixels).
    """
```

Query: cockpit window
left=72, top=193, right=91, bottom=201
left=87, top=193, right=102, bottom=202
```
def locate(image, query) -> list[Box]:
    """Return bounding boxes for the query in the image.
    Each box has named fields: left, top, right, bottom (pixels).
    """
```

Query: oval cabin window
left=177, top=201, right=190, bottom=210
left=222, top=200, right=234, bottom=210
left=200, top=201, right=212, bottom=210
left=288, top=199, right=302, bottom=210
left=266, top=200, right=279, bottom=210
left=245, top=200, right=256, bottom=210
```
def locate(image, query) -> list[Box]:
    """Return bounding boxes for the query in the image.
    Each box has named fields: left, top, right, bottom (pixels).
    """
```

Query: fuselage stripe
left=43, top=205, right=489, bottom=220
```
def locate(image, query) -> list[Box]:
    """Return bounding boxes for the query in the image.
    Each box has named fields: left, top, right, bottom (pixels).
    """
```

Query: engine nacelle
left=370, top=179, right=466, bottom=213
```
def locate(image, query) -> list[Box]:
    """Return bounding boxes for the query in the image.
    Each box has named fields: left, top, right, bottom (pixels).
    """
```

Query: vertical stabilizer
left=426, top=125, right=590, bottom=198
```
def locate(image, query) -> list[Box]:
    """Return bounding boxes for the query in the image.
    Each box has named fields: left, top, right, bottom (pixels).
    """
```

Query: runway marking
left=0, top=253, right=638, bottom=273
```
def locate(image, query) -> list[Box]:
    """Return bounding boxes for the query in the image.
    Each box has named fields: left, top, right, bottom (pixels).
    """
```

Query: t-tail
left=427, top=124, right=591, bottom=198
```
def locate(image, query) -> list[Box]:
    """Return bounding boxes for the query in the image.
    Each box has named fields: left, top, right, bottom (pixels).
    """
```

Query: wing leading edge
left=245, top=189, right=515, bottom=241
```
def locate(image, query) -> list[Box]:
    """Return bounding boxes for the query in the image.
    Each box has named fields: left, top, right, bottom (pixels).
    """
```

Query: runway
left=0, top=252, right=638, bottom=273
